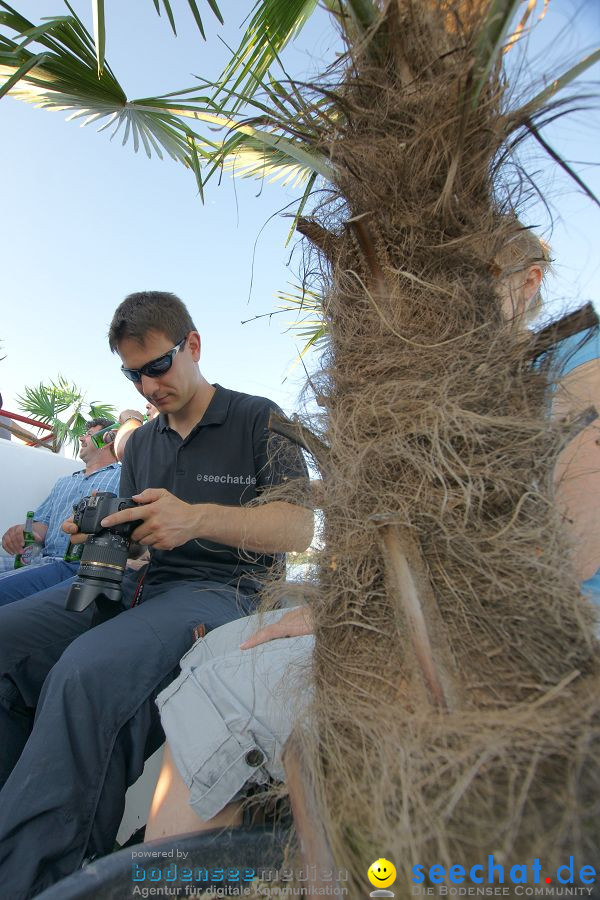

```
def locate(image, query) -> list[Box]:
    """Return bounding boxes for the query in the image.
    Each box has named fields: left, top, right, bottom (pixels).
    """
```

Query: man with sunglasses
left=0, top=418, right=121, bottom=605
left=0, top=291, right=313, bottom=899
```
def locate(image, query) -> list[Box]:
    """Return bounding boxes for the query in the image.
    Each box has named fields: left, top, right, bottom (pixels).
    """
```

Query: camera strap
left=130, top=567, right=148, bottom=607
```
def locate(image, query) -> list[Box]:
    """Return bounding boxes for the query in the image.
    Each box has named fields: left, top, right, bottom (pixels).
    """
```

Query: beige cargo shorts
left=156, top=608, right=314, bottom=820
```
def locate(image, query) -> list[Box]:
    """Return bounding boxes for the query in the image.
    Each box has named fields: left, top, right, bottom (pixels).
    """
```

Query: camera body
left=72, top=492, right=138, bottom=538
left=66, top=492, right=143, bottom=616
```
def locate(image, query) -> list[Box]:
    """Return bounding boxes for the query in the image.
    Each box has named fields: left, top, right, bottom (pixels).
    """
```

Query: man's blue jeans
left=0, top=559, right=78, bottom=606
left=0, top=571, right=259, bottom=899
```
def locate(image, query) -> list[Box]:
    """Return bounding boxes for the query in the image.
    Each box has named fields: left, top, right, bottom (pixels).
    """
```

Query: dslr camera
left=65, top=492, right=142, bottom=614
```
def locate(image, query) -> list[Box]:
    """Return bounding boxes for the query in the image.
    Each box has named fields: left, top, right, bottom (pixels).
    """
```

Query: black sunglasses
left=121, top=335, right=188, bottom=383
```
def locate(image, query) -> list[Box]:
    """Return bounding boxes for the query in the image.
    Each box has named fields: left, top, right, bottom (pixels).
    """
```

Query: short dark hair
left=87, top=417, right=114, bottom=431
left=108, top=291, right=197, bottom=352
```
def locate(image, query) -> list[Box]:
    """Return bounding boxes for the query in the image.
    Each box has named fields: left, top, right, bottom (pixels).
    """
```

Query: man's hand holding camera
left=62, top=488, right=193, bottom=551
left=98, top=488, right=196, bottom=550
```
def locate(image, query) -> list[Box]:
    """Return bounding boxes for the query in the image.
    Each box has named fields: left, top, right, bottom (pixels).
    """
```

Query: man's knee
left=0, top=585, right=74, bottom=664
left=45, top=627, right=104, bottom=690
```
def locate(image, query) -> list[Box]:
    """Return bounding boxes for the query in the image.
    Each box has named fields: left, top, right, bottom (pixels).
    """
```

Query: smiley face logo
left=368, top=858, right=397, bottom=889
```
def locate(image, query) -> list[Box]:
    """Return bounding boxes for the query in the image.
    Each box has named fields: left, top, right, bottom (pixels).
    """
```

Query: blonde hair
left=494, top=221, right=553, bottom=322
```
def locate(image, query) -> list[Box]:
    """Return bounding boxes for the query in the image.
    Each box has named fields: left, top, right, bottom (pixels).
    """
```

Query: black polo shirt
left=119, top=384, right=308, bottom=592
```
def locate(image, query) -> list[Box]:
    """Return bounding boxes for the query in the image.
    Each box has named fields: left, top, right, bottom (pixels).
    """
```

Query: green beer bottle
left=91, top=422, right=118, bottom=449
left=64, top=540, right=84, bottom=564
left=14, top=511, right=41, bottom=569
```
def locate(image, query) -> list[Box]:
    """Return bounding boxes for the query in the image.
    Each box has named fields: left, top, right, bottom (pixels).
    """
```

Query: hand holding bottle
left=12, top=512, right=44, bottom=568
left=2, top=516, right=47, bottom=556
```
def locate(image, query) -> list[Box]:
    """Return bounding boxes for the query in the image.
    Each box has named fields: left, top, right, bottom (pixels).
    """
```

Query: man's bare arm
left=189, top=500, right=314, bottom=554
left=96, top=489, right=314, bottom=554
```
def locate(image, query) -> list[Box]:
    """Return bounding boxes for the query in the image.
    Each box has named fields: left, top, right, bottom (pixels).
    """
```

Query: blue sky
left=0, top=0, right=598, bottom=450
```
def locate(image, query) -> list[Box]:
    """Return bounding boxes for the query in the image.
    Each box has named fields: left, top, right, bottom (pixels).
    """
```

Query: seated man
left=0, top=290, right=313, bottom=899
left=0, top=417, right=121, bottom=605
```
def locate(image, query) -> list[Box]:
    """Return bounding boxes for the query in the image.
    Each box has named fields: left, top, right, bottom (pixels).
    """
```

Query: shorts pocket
left=188, top=732, right=276, bottom=821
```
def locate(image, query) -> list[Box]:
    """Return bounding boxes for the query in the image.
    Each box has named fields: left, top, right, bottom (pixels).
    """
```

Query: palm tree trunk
left=296, top=1, right=600, bottom=885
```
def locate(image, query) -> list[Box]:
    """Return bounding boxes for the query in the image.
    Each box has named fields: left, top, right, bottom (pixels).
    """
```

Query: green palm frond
left=67, top=411, right=89, bottom=451
left=471, top=0, right=521, bottom=107
left=17, top=381, right=64, bottom=421
left=216, top=0, right=319, bottom=112
left=52, top=417, right=71, bottom=451
left=91, top=0, right=224, bottom=76
left=88, top=402, right=117, bottom=420
left=222, top=145, right=311, bottom=186
left=0, top=2, right=125, bottom=99
left=179, top=72, right=337, bottom=186
left=344, top=0, right=378, bottom=32
left=205, top=133, right=317, bottom=187
left=285, top=170, right=317, bottom=245
left=171, top=107, right=335, bottom=182
left=0, top=5, right=204, bottom=188
left=0, top=7, right=333, bottom=195
left=149, top=0, right=224, bottom=38
left=16, top=376, right=116, bottom=453
left=90, top=0, right=104, bottom=76
left=277, top=283, right=328, bottom=360
left=511, top=48, right=600, bottom=120
left=51, top=374, right=82, bottom=406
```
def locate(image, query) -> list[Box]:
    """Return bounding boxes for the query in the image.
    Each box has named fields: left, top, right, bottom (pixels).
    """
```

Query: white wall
left=0, top=441, right=80, bottom=554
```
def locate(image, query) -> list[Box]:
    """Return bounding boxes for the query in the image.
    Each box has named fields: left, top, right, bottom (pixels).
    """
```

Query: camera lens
left=66, top=532, right=130, bottom=613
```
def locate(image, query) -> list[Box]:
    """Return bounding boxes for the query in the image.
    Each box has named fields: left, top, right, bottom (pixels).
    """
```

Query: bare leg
left=145, top=743, right=242, bottom=841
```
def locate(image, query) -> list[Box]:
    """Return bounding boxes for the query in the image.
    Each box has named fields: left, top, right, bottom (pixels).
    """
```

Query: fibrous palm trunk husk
left=285, top=0, right=600, bottom=891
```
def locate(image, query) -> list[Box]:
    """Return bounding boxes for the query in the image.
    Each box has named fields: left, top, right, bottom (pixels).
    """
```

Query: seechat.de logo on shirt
left=196, top=472, right=257, bottom=485
left=411, top=855, right=596, bottom=895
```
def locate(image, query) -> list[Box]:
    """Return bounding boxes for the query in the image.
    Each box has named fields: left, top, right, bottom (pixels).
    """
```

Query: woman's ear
left=522, top=264, right=543, bottom=305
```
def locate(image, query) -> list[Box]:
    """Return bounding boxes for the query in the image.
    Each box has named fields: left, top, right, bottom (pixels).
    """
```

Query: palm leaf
left=344, top=0, right=378, bottom=32
left=285, top=170, right=317, bottom=246
left=0, top=3, right=127, bottom=104
left=159, top=0, right=177, bottom=35
left=0, top=8, right=332, bottom=195
left=88, top=402, right=117, bottom=420
left=17, top=382, right=63, bottom=421
left=513, top=48, right=600, bottom=118
left=277, top=283, right=328, bottom=359
left=503, top=0, right=549, bottom=54
left=471, top=0, right=521, bottom=107
left=216, top=0, right=319, bottom=112
left=526, top=119, right=600, bottom=208
left=70, top=411, right=88, bottom=436
left=17, top=376, right=116, bottom=453
left=66, top=411, right=89, bottom=452
left=91, top=0, right=105, bottom=76
left=0, top=8, right=196, bottom=160
left=90, top=0, right=224, bottom=75
left=52, top=374, right=82, bottom=406
left=0, top=48, right=47, bottom=99
left=165, top=106, right=334, bottom=181
left=212, top=138, right=316, bottom=187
